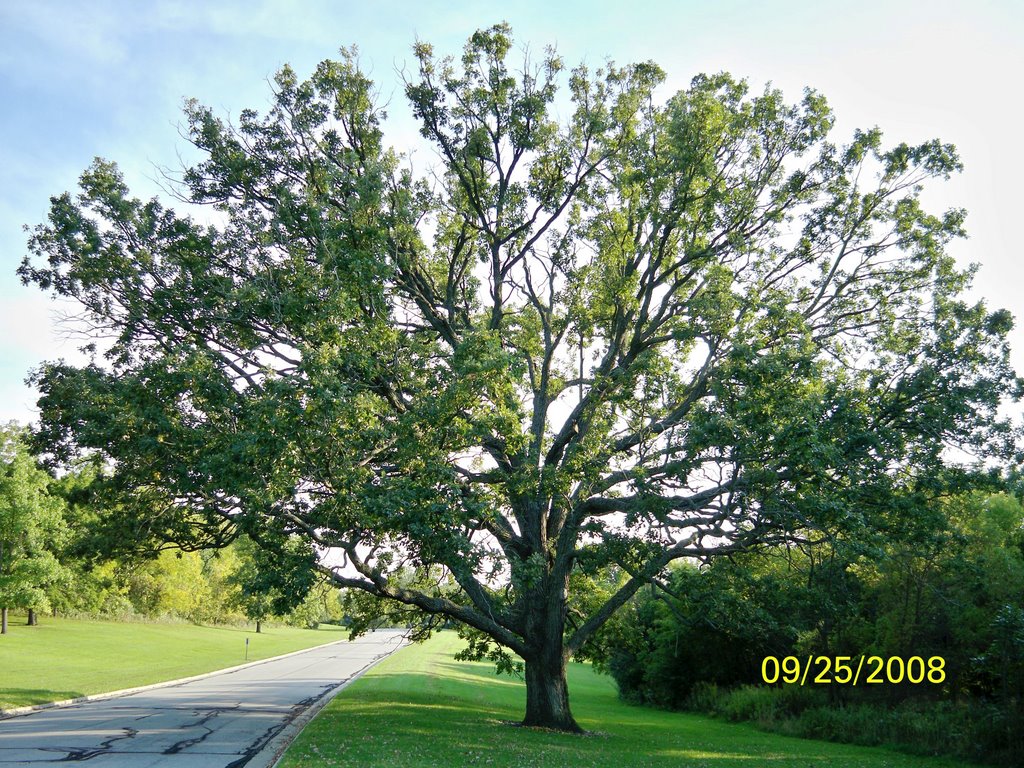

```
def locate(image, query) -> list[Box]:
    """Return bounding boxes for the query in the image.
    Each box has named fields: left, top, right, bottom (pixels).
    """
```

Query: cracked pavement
left=0, top=629, right=407, bottom=767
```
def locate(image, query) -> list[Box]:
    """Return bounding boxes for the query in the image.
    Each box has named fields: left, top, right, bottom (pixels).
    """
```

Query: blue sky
left=2, top=0, right=1023, bottom=425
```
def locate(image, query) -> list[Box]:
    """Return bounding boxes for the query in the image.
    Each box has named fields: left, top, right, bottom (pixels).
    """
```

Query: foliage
left=45, top=459, right=116, bottom=616
left=0, top=431, right=336, bottom=629
left=61, top=536, right=333, bottom=627
left=682, top=684, right=1020, bottom=766
left=859, top=492, right=1024, bottom=695
left=285, top=581, right=344, bottom=629
left=19, top=24, right=1021, bottom=728
left=596, top=552, right=823, bottom=706
left=600, top=491, right=1024, bottom=764
left=0, top=423, right=66, bottom=625
left=227, top=533, right=319, bottom=627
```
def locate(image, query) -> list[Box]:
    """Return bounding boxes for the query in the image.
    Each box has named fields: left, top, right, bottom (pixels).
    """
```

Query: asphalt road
left=0, top=629, right=407, bottom=767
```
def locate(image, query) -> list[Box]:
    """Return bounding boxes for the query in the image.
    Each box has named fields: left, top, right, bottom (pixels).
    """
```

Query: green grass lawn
left=281, top=632, right=976, bottom=768
left=0, top=614, right=347, bottom=709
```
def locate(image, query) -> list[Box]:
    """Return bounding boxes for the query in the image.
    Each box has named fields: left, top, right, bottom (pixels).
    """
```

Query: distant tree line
left=0, top=422, right=342, bottom=632
left=586, top=489, right=1024, bottom=765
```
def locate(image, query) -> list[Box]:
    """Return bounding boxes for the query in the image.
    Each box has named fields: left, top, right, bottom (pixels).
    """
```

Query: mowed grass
left=281, top=632, right=975, bottom=768
left=0, top=614, right=346, bottom=709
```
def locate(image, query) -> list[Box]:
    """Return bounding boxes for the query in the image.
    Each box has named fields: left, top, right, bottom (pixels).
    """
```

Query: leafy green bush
left=718, top=685, right=779, bottom=723
left=695, top=690, right=1022, bottom=766
left=684, top=681, right=723, bottom=714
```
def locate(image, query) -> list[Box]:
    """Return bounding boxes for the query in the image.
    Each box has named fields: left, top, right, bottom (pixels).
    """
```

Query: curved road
left=0, top=629, right=407, bottom=767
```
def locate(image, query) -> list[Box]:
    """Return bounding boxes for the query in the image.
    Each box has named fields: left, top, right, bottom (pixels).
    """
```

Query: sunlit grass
left=280, top=632, right=976, bottom=767
left=0, top=614, right=346, bottom=709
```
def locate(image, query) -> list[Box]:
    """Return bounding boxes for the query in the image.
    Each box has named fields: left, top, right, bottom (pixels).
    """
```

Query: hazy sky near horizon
left=2, top=0, right=1022, bottom=427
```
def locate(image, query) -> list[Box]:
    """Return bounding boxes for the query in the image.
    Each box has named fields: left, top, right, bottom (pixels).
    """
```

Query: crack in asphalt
left=47, top=726, right=139, bottom=762
left=162, top=706, right=235, bottom=755
left=222, top=682, right=340, bottom=768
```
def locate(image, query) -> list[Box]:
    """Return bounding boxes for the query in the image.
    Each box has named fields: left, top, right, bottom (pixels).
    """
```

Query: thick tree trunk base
left=1, top=607, right=7, bottom=635
left=523, top=658, right=582, bottom=733
left=514, top=719, right=585, bottom=734
left=28, top=609, right=37, bottom=626
left=255, top=620, right=261, bottom=634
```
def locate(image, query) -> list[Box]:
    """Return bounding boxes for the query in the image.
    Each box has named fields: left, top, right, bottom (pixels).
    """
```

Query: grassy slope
left=281, top=632, right=975, bottom=768
left=0, top=615, right=346, bottom=709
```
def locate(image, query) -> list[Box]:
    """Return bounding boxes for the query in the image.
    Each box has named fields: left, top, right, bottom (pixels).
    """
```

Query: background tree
left=124, top=548, right=213, bottom=622
left=44, top=458, right=159, bottom=619
left=226, top=538, right=280, bottom=634
left=20, top=25, right=1020, bottom=730
left=864, top=491, right=1024, bottom=698
left=0, top=423, right=65, bottom=633
left=286, top=581, right=344, bottom=629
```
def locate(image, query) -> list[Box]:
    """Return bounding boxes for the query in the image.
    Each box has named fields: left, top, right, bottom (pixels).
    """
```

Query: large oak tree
left=20, top=26, right=1019, bottom=730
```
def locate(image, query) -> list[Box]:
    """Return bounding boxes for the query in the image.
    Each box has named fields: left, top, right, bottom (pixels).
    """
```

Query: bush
left=684, top=681, right=723, bottom=714
left=691, top=684, right=826, bottom=726
left=686, top=689, right=1022, bottom=766
left=718, top=685, right=779, bottom=724
left=774, top=684, right=827, bottom=718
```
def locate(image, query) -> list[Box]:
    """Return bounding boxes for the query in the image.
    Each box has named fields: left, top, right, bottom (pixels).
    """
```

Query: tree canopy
left=19, top=25, right=1020, bottom=730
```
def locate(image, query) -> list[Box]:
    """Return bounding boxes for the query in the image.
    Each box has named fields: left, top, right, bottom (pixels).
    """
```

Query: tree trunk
left=521, top=573, right=581, bottom=732
left=256, top=619, right=261, bottom=634
left=524, top=655, right=580, bottom=732
left=27, top=609, right=37, bottom=626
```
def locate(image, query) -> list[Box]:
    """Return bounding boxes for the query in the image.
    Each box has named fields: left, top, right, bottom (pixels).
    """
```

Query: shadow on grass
left=340, top=669, right=516, bottom=717
left=0, top=689, right=85, bottom=708
left=434, top=661, right=525, bottom=686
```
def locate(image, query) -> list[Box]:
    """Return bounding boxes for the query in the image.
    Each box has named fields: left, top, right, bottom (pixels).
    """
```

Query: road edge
left=244, top=635, right=408, bottom=768
left=0, top=632, right=374, bottom=720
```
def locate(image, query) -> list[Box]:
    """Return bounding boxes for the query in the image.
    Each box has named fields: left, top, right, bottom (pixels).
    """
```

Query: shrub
left=718, top=685, right=778, bottom=724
